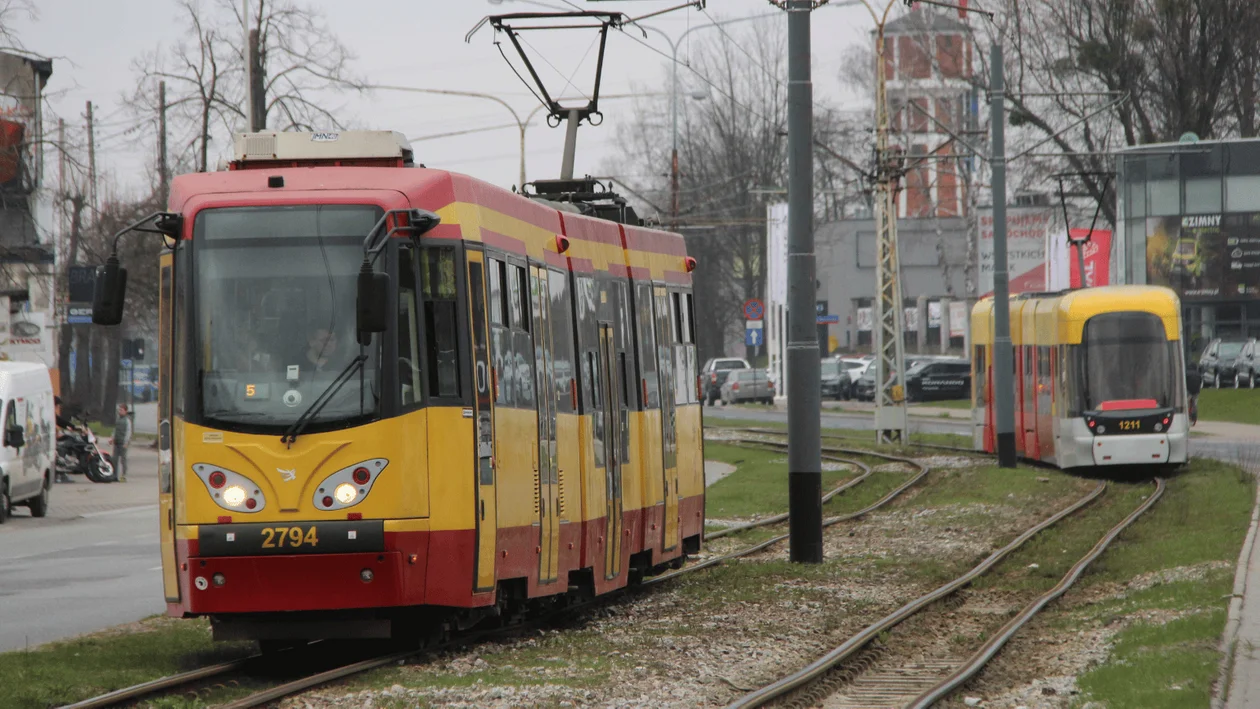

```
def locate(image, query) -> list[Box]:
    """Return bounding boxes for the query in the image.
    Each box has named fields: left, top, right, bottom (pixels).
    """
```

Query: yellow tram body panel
left=1055, top=285, right=1181, bottom=344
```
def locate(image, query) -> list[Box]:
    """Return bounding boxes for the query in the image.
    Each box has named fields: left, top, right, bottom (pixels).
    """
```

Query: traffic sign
left=745, top=328, right=764, bottom=347
left=816, top=314, right=840, bottom=325
left=743, top=298, right=764, bottom=321
left=67, top=306, right=93, bottom=325
left=746, top=319, right=764, bottom=329
left=120, top=359, right=133, bottom=368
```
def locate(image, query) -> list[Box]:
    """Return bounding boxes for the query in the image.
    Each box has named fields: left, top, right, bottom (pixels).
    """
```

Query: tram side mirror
left=92, top=256, right=128, bottom=326
left=5, top=425, right=24, bottom=449
left=356, top=266, right=390, bottom=344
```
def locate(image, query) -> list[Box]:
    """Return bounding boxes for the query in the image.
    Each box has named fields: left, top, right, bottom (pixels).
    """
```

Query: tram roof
left=971, top=286, right=1181, bottom=344
left=167, top=166, right=692, bottom=286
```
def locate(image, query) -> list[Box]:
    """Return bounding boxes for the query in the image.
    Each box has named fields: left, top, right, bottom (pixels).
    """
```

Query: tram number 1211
left=1118, top=420, right=1141, bottom=432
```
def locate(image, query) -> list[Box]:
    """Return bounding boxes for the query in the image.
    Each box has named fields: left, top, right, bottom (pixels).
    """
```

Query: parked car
left=1200, top=338, right=1249, bottom=388
left=839, top=357, right=871, bottom=383
left=701, top=357, right=750, bottom=405
left=1225, top=338, right=1260, bottom=388
left=852, top=356, right=934, bottom=402
left=905, top=360, right=972, bottom=402
left=720, top=368, right=775, bottom=405
left=820, top=359, right=854, bottom=400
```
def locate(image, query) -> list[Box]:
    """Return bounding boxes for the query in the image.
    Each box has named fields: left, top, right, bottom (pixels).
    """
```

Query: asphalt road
left=702, top=403, right=973, bottom=437
left=0, top=449, right=163, bottom=653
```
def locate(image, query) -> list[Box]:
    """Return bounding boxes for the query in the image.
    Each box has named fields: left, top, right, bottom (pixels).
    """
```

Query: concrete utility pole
left=85, top=101, right=96, bottom=216
left=871, top=7, right=909, bottom=445
left=989, top=42, right=1016, bottom=468
left=243, top=0, right=253, bottom=132
left=785, top=0, right=823, bottom=564
left=158, top=81, right=169, bottom=206
left=57, top=118, right=65, bottom=238
left=248, top=29, right=266, bottom=131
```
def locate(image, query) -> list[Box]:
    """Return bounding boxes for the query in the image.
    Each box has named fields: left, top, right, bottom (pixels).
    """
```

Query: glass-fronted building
left=1118, top=138, right=1260, bottom=351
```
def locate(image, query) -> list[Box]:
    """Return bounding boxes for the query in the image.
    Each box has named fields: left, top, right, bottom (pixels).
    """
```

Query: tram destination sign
left=1146, top=213, right=1260, bottom=300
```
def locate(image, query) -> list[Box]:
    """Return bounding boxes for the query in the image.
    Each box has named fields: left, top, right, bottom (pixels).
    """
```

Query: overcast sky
left=20, top=0, right=883, bottom=199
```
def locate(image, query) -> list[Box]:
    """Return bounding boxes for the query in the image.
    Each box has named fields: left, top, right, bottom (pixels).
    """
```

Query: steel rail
left=66, top=437, right=932, bottom=709
left=59, top=657, right=254, bottom=709
left=724, top=480, right=1108, bottom=709
left=706, top=444, right=873, bottom=540
left=646, top=439, right=932, bottom=585
left=906, top=477, right=1167, bottom=708
left=713, top=425, right=978, bottom=455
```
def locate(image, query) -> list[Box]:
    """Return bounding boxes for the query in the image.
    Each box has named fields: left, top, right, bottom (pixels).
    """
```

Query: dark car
left=820, top=359, right=853, bottom=400
left=853, top=357, right=933, bottom=402
left=905, top=360, right=972, bottom=402
left=1224, top=338, right=1260, bottom=388
left=1200, top=338, right=1249, bottom=388
left=701, top=357, right=750, bottom=405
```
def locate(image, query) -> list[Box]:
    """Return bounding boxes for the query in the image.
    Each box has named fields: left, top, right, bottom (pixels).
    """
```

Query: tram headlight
left=223, top=485, right=247, bottom=507
left=192, top=464, right=267, bottom=513
left=334, top=483, right=358, bottom=505
left=312, top=458, right=389, bottom=511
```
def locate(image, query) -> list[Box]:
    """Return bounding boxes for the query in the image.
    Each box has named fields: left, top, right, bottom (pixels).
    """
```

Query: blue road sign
left=745, top=328, right=764, bottom=347
left=120, top=359, right=133, bottom=368
left=743, top=299, right=764, bottom=321
left=816, top=314, right=840, bottom=325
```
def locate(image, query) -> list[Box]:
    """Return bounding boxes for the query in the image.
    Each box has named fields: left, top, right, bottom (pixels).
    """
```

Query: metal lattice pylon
left=872, top=26, right=908, bottom=444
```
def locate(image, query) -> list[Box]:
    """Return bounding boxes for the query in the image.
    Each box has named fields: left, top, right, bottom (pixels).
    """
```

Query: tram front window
left=194, top=205, right=383, bottom=431
left=1080, top=311, right=1177, bottom=411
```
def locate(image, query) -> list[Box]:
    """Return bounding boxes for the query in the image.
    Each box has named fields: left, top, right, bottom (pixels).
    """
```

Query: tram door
left=530, top=267, right=561, bottom=584
left=466, top=254, right=497, bottom=593
left=157, top=253, right=180, bottom=602
left=598, top=324, right=623, bottom=579
left=654, top=287, right=680, bottom=551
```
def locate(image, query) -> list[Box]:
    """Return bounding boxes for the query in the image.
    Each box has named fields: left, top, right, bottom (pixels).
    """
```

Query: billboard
left=977, top=207, right=1056, bottom=296
left=1146, top=213, right=1260, bottom=300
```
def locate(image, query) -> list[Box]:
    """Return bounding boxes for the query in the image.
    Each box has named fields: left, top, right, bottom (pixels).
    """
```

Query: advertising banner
left=1048, top=227, right=1113, bottom=290
left=1146, top=213, right=1260, bottom=300
left=949, top=301, right=968, bottom=338
left=928, top=301, right=942, bottom=329
left=857, top=307, right=873, bottom=332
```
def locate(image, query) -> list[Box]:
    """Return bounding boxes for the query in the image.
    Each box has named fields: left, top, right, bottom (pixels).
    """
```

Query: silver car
left=720, top=369, right=775, bottom=405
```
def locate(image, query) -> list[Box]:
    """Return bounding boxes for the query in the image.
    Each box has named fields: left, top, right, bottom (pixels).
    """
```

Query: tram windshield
left=193, top=205, right=382, bottom=431
left=1079, top=311, right=1179, bottom=411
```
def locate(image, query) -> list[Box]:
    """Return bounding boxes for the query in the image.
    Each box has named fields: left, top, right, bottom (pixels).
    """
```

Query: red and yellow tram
left=104, top=131, right=704, bottom=642
left=971, top=285, right=1190, bottom=470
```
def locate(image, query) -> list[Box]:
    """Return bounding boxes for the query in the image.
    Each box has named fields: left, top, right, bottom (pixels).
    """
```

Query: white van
left=0, top=362, right=55, bottom=522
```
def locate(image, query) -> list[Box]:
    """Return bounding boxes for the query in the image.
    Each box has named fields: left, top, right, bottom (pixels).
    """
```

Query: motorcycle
left=56, top=417, right=116, bottom=483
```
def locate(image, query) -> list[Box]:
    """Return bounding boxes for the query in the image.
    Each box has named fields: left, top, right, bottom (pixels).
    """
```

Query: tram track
left=722, top=477, right=1166, bottom=709
left=63, top=437, right=935, bottom=709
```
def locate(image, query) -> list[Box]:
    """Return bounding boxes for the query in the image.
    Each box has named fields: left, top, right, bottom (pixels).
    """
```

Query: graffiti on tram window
left=1147, top=213, right=1260, bottom=299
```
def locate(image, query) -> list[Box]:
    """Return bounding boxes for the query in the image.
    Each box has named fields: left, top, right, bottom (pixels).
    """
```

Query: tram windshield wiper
left=281, top=354, right=368, bottom=447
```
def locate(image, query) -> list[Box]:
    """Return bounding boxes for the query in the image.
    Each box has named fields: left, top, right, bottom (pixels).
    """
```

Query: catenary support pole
left=990, top=42, right=1016, bottom=468
left=158, top=81, right=169, bottom=206
left=786, top=0, right=822, bottom=563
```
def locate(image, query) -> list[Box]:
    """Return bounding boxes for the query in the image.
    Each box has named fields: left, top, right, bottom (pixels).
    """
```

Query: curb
left=1215, top=472, right=1260, bottom=709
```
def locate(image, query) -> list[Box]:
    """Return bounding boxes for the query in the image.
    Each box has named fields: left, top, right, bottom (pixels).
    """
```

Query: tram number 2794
left=261, top=526, right=320, bottom=549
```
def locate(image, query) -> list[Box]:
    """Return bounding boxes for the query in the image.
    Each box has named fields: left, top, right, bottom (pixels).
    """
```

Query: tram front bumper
left=1091, top=433, right=1170, bottom=465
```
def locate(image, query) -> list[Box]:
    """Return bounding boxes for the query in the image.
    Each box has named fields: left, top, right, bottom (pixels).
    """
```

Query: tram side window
left=574, top=275, right=597, bottom=413
left=488, top=258, right=513, bottom=407
left=634, top=284, right=659, bottom=408
left=423, top=247, right=460, bottom=399
left=548, top=269, right=576, bottom=414
left=1037, top=346, right=1051, bottom=415
left=398, top=245, right=423, bottom=408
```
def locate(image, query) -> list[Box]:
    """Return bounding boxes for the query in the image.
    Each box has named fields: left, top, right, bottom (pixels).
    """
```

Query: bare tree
left=129, top=0, right=362, bottom=173
left=0, top=0, right=35, bottom=53
left=608, top=28, right=792, bottom=362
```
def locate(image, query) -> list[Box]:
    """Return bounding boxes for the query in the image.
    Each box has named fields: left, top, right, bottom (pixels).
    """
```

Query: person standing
left=113, top=404, right=131, bottom=482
